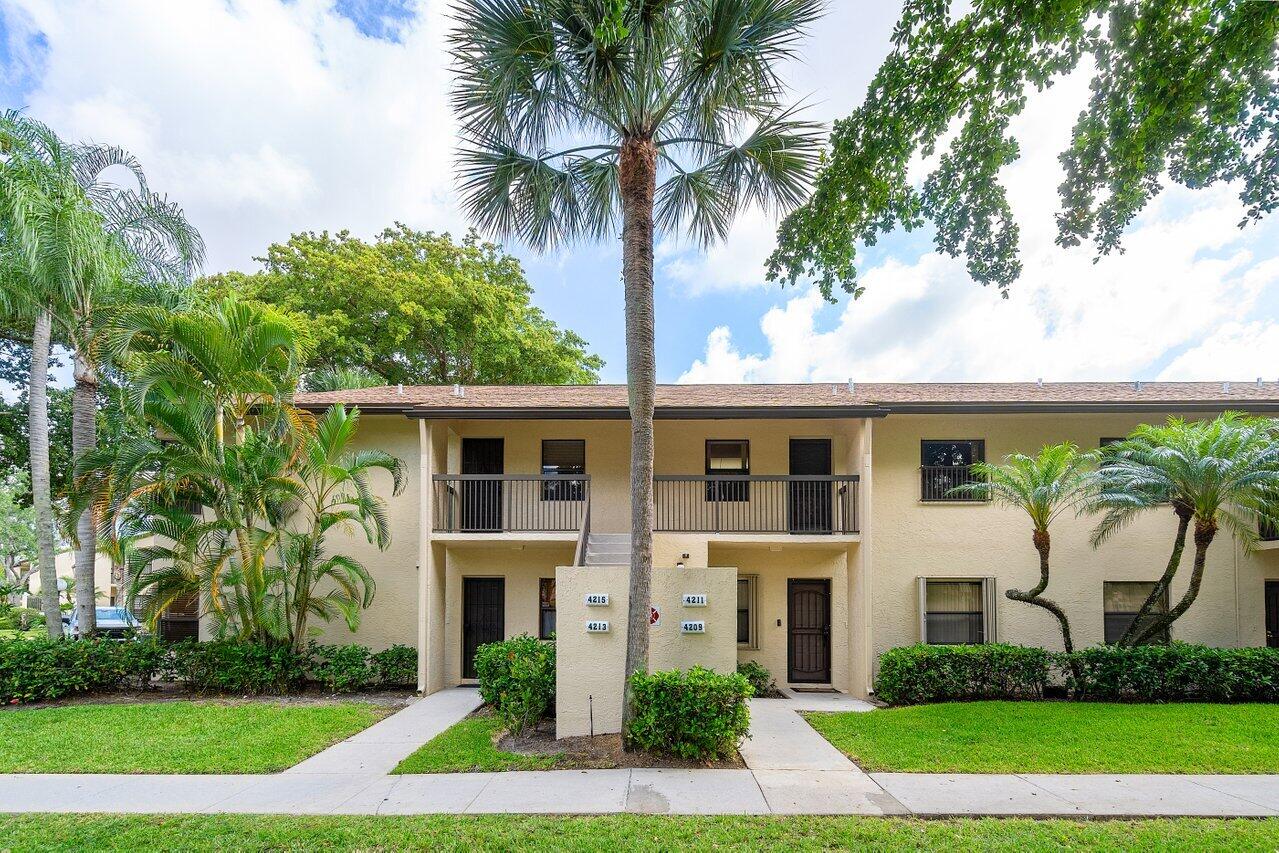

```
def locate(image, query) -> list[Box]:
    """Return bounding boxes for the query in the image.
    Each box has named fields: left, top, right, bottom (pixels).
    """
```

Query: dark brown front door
left=461, top=438, right=504, bottom=531
left=462, top=577, right=505, bottom=679
left=1267, top=581, right=1279, bottom=648
left=789, top=439, right=832, bottom=533
left=788, top=579, right=831, bottom=683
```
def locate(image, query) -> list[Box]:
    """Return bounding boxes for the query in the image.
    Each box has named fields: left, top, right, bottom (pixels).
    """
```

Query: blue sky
left=3, top=0, right=1278, bottom=386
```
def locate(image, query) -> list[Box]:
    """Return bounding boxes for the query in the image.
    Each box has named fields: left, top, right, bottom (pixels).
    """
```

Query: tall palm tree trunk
left=1131, top=517, right=1216, bottom=646
left=29, top=309, right=63, bottom=638
left=1012, top=529, right=1078, bottom=686
left=619, top=135, right=657, bottom=742
left=72, top=341, right=98, bottom=635
left=1118, top=504, right=1191, bottom=646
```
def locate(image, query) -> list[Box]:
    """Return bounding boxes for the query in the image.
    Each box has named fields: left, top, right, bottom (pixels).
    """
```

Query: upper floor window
left=920, top=439, right=985, bottom=501
left=1103, top=581, right=1169, bottom=644
left=706, top=439, right=750, bottom=502
left=541, top=439, right=585, bottom=501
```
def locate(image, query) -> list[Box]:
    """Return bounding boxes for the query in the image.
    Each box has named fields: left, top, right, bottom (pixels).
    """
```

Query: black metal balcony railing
left=654, top=475, right=859, bottom=534
left=433, top=475, right=590, bottom=533
left=920, top=465, right=987, bottom=502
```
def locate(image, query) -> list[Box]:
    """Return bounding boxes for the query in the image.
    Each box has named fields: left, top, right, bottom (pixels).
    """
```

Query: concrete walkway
left=286, top=687, right=483, bottom=775
left=6, top=688, right=1279, bottom=817
left=738, top=690, right=873, bottom=772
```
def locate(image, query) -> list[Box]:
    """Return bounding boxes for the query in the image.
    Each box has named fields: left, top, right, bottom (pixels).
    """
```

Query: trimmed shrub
left=1068, top=643, right=1279, bottom=702
left=736, top=660, right=777, bottom=698
left=171, top=640, right=308, bottom=695
left=875, top=643, right=1052, bottom=706
left=311, top=644, right=373, bottom=693
left=372, top=644, right=417, bottom=687
left=626, top=666, right=751, bottom=760
left=474, top=635, right=555, bottom=736
left=0, top=637, right=166, bottom=704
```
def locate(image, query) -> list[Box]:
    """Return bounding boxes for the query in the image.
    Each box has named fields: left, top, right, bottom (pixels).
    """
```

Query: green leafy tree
left=768, top=0, right=1279, bottom=299
left=197, top=225, right=601, bottom=386
left=951, top=443, right=1096, bottom=662
left=0, top=471, right=37, bottom=596
left=450, top=0, right=822, bottom=739
left=0, top=390, right=73, bottom=506
left=1092, top=414, right=1279, bottom=645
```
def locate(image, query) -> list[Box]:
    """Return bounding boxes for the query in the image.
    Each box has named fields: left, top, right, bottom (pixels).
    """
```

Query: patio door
left=789, top=439, right=832, bottom=533
left=1267, top=581, right=1279, bottom=648
left=461, top=438, right=504, bottom=532
left=462, top=577, right=505, bottom=679
left=788, top=579, right=831, bottom=683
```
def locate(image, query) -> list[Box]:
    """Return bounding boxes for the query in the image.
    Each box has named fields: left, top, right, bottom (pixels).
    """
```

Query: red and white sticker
left=650, top=606, right=661, bottom=627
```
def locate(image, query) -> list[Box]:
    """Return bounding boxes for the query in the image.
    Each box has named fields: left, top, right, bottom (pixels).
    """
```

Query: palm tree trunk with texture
left=1118, top=503, right=1191, bottom=646
left=1131, top=517, right=1217, bottom=646
left=72, top=341, right=98, bottom=635
left=28, top=309, right=63, bottom=638
left=619, top=135, right=657, bottom=744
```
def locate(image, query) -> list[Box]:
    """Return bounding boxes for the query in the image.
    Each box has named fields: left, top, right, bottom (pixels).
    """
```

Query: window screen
left=1103, top=581, right=1168, bottom=644
left=538, top=578, right=556, bottom=639
left=924, top=580, right=985, bottom=644
left=706, top=440, right=750, bottom=501
left=541, top=440, right=585, bottom=501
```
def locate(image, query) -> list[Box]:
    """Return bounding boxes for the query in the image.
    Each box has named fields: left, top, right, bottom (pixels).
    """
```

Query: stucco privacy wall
left=712, top=545, right=855, bottom=692
left=556, top=564, right=737, bottom=738
left=309, top=415, right=421, bottom=651
left=443, top=418, right=865, bottom=533
left=870, top=412, right=1279, bottom=671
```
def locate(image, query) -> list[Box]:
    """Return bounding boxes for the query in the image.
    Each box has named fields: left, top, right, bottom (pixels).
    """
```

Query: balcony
left=654, top=475, right=859, bottom=534
left=431, top=473, right=860, bottom=536
left=432, top=475, right=590, bottom=533
left=920, top=465, right=987, bottom=502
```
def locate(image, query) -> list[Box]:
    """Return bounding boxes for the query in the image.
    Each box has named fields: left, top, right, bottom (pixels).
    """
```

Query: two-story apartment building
left=293, top=381, right=1279, bottom=703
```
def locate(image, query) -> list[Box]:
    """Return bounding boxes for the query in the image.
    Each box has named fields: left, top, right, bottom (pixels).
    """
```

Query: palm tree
left=1092, top=414, right=1279, bottom=645
left=951, top=443, right=1095, bottom=658
left=0, top=111, right=204, bottom=637
left=451, top=0, right=822, bottom=735
left=277, top=405, right=405, bottom=651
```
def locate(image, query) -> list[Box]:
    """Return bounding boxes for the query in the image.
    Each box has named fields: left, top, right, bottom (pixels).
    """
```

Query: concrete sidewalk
left=738, top=691, right=873, bottom=772
left=8, top=770, right=1279, bottom=816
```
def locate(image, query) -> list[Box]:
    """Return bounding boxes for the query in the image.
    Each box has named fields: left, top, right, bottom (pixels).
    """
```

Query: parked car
left=67, top=607, right=143, bottom=639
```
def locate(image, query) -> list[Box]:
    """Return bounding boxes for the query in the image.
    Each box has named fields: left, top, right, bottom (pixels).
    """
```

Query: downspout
left=417, top=419, right=432, bottom=693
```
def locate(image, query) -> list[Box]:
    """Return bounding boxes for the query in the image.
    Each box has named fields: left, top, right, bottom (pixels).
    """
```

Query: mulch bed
left=496, top=716, right=744, bottom=770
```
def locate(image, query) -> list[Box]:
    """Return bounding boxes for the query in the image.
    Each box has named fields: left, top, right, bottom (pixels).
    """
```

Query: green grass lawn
left=393, top=712, right=563, bottom=774
left=805, top=701, right=1279, bottom=773
left=1, top=814, right=1277, bottom=851
left=0, top=700, right=387, bottom=773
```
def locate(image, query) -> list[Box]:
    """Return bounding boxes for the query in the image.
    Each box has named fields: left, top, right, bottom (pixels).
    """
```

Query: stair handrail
left=573, top=488, right=591, bottom=567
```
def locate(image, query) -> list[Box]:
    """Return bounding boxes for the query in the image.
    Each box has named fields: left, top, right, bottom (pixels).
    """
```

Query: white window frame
left=737, top=575, right=758, bottom=650
left=916, top=576, right=998, bottom=644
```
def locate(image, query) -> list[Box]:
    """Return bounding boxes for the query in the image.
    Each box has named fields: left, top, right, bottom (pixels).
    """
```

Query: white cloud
left=4, top=0, right=459, bottom=274
left=678, top=58, right=1279, bottom=384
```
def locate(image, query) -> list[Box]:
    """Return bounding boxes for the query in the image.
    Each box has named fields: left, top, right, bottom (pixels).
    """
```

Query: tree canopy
left=196, top=224, right=603, bottom=386
left=767, top=0, right=1279, bottom=301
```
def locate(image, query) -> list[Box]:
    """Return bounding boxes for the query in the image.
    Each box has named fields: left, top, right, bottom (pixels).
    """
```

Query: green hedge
left=626, top=666, right=751, bottom=760
left=875, top=642, right=1279, bottom=705
left=474, top=635, right=555, bottom=736
left=736, top=660, right=777, bottom=698
left=875, top=644, right=1053, bottom=705
left=0, top=637, right=167, bottom=704
left=1069, top=643, right=1279, bottom=702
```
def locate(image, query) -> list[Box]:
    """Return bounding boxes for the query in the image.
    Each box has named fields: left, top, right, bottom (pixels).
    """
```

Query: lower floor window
left=538, top=578, right=556, bottom=639
left=1103, top=581, right=1169, bottom=644
left=737, top=576, right=757, bottom=647
left=918, top=578, right=994, bottom=644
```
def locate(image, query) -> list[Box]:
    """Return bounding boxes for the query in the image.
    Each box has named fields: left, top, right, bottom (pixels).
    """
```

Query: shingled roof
left=294, top=381, right=1279, bottom=418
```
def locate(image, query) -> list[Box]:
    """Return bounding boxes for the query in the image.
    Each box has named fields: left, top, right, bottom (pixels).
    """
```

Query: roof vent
left=452, top=383, right=465, bottom=398
left=847, top=379, right=855, bottom=395
left=1223, top=381, right=1231, bottom=393
left=1134, top=380, right=1143, bottom=391
left=1036, top=377, right=1043, bottom=388
left=832, top=384, right=839, bottom=395
left=1259, top=377, right=1265, bottom=387
left=397, top=383, right=404, bottom=396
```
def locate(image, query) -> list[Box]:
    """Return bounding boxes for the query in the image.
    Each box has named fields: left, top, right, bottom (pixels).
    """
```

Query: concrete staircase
left=584, top=532, right=632, bottom=566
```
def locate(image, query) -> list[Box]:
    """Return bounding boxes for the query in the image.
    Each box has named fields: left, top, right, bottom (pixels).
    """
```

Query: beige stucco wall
left=870, top=412, right=1279, bottom=679
left=444, top=544, right=574, bottom=684
left=308, top=414, right=422, bottom=651
left=26, top=550, right=115, bottom=604
left=555, top=564, right=737, bottom=737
